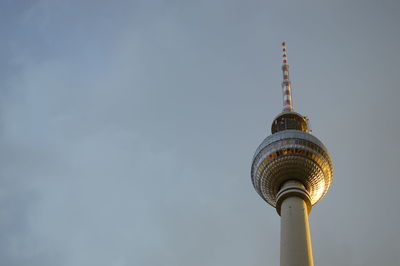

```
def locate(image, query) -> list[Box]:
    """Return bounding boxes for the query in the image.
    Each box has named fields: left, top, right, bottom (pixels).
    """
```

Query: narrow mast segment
left=281, top=42, right=293, bottom=112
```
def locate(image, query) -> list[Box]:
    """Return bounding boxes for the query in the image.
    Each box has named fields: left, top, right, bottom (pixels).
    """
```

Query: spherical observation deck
left=251, top=113, right=333, bottom=208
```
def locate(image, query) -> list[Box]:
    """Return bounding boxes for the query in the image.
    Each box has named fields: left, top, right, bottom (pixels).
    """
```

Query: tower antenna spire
left=281, top=42, right=294, bottom=112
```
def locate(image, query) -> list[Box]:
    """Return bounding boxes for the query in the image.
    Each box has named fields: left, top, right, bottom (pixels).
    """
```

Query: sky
left=1, top=0, right=400, bottom=265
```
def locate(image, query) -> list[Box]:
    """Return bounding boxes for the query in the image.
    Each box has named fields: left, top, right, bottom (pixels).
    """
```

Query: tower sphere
left=251, top=112, right=333, bottom=209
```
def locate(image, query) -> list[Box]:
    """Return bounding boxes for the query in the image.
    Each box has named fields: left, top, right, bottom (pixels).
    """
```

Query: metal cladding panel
left=251, top=130, right=333, bottom=207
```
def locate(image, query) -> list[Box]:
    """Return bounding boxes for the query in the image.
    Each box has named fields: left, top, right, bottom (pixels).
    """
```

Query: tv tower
left=251, top=42, right=334, bottom=266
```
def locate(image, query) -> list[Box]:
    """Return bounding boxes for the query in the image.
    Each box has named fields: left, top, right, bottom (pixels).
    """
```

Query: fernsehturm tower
left=251, top=42, right=334, bottom=266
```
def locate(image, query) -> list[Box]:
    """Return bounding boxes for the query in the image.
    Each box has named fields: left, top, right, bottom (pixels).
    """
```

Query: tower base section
left=278, top=180, right=314, bottom=266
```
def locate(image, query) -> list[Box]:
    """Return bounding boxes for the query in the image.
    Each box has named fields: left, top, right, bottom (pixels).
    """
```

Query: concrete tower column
left=277, top=180, right=314, bottom=266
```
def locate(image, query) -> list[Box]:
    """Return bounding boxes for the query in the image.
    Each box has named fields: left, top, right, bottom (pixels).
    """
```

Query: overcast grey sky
left=1, top=0, right=400, bottom=265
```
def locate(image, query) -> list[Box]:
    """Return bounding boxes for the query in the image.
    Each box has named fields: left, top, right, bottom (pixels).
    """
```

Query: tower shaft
left=279, top=181, right=314, bottom=266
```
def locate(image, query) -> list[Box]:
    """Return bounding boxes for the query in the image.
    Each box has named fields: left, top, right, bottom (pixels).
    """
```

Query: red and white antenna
left=281, top=42, right=293, bottom=112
